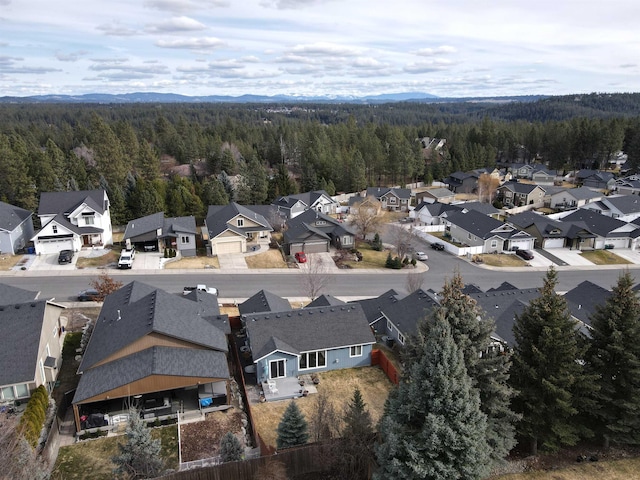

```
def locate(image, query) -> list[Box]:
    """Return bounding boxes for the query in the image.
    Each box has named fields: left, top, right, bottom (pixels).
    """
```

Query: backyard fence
left=371, top=349, right=399, bottom=385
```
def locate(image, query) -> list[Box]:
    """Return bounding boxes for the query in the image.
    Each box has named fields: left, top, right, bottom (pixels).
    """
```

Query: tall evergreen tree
left=510, top=267, right=593, bottom=455
left=375, top=314, right=490, bottom=480
left=405, top=271, right=518, bottom=467
left=112, top=407, right=163, bottom=479
left=276, top=401, right=309, bottom=450
left=335, top=387, right=375, bottom=480
left=586, top=271, right=640, bottom=448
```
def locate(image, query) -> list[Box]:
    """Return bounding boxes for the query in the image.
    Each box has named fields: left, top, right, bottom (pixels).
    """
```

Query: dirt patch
left=0, top=254, right=22, bottom=270
left=164, top=256, right=220, bottom=269
left=180, top=410, right=245, bottom=462
left=245, top=249, right=287, bottom=269
left=250, top=367, right=392, bottom=449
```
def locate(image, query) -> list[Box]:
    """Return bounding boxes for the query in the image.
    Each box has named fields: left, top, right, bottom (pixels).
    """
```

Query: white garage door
left=509, top=239, right=532, bottom=250
left=544, top=238, right=564, bottom=249
left=38, top=238, right=75, bottom=255
left=215, top=241, right=242, bottom=255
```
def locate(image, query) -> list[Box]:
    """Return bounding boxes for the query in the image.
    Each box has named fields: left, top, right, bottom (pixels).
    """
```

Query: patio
left=260, top=376, right=318, bottom=402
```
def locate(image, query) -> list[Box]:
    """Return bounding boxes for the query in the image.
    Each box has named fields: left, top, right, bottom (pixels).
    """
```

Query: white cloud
left=55, top=51, right=88, bottom=62
left=146, top=16, right=207, bottom=33
left=144, top=0, right=229, bottom=14
left=97, top=22, right=139, bottom=37
left=155, top=37, right=226, bottom=50
left=415, top=46, right=457, bottom=56
left=260, top=0, right=330, bottom=9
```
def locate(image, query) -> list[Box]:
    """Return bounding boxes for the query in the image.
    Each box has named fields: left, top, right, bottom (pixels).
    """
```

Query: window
left=343, top=236, right=353, bottom=246
left=53, top=325, right=58, bottom=337
left=84, top=216, right=94, bottom=225
left=398, top=333, right=405, bottom=345
left=490, top=240, right=498, bottom=248
left=52, top=225, right=58, bottom=234
left=299, top=350, right=327, bottom=370
left=1, top=386, right=15, bottom=400
left=316, top=220, right=327, bottom=226
left=15, top=384, right=29, bottom=398
left=270, top=359, right=286, bottom=379
left=387, top=320, right=394, bottom=332
left=350, top=345, right=362, bottom=357
left=181, top=236, right=190, bottom=244
left=237, top=218, right=244, bottom=227
left=1, top=383, right=29, bottom=400
left=388, top=196, right=397, bottom=204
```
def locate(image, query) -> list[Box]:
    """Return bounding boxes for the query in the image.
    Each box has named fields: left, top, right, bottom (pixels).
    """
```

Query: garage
left=36, top=237, right=75, bottom=255
left=214, top=240, right=243, bottom=255
left=289, top=241, right=328, bottom=254
left=543, top=238, right=565, bottom=249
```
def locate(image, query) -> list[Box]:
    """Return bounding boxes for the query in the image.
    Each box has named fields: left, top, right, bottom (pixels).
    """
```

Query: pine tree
left=586, top=271, right=640, bottom=448
left=371, top=233, right=383, bottom=251
left=343, top=387, right=373, bottom=439
left=510, top=267, right=593, bottom=455
left=375, top=314, right=491, bottom=480
left=112, top=408, right=163, bottom=479
left=276, top=401, right=309, bottom=450
left=335, top=387, right=374, bottom=480
left=219, top=432, right=244, bottom=462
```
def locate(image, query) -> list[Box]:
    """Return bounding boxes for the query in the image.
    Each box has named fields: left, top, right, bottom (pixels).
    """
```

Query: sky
left=1, top=0, right=639, bottom=98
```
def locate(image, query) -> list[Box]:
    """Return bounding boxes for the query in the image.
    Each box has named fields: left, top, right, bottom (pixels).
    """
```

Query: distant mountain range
left=0, top=91, right=547, bottom=104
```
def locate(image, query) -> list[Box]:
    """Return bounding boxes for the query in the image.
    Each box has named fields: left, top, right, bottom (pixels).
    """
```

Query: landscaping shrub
left=18, top=385, right=50, bottom=448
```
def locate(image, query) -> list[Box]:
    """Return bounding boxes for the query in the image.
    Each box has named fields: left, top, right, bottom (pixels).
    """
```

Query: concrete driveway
left=217, top=253, right=248, bottom=270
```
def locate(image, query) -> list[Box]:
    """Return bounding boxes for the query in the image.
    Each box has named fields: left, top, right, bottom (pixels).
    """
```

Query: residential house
left=366, top=187, right=411, bottom=212
left=123, top=212, right=198, bottom=256
left=243, top=304, right=376, bottom=388
left=508, top=163, right=536, bottom=180
left=353, top=289, right=440, bottom=347
left=561, top=209, right=639, bottom=249
left=283, top=209, right=355, bottom=254
left=32, top=189, right=112, bottom=255
left=548, top=187, right=603, bottom=210
left=580, top=195, right=640, bottom=222
left=563, top=280, right=612, bottom=331
left=73, top=281, right=230, bottom=432
left=445, top=209, right=535, bottom=253
left=497, top=181, right=546, bottom=208
left=270, top=196, right=308, bottom=220
left=205, top=202, right=273, bottom=255
left=348, top=194, right=382, bottom=215
left=273, top=190, right=339, bottom=216
left=456, top=201, right=501, bottom=218
left=444, top=171, right=479, bottom=194
left=415, top=188, right=455, bottom=205
left=508, top=211, right=595, bottom=249
left=576, top=170, right=616, bottom=190
left=238, top=290, right=291, bottom=316
left=531, top=167, right=561, bottom=185
left=614, top=175, right=640, bottom=196
left=0, top=201, right=34, bottom=255
left=0, top=283, right=66, bottom=401
left=411, top=202, right=463, bottom=225
left=305, top=294, right=346, bottom=308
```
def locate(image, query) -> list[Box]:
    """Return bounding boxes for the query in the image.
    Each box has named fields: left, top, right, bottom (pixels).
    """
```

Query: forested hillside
left=0, top=93, right=639, bottom=226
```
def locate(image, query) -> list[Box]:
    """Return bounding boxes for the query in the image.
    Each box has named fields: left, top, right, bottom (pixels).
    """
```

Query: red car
left=295, top=251, right=307, bottom=263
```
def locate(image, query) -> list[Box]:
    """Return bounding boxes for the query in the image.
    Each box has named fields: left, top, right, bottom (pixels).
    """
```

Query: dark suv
left=431, top=242, right=445, bottom=251
left=515, top=249, right=534, bottom=260
left=58, top=249, right=74, bottom=264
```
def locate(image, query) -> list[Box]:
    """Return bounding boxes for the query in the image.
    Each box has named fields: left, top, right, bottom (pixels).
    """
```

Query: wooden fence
left=371, top=349, right=399, bottom=385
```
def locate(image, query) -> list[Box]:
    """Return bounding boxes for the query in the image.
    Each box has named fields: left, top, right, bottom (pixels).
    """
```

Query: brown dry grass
left=0, top=254, right=23, bottom=270
left=342, top=242, right=388, bottom=269
left=76, top=250, right=120, bottom=268
left=250, top=366, right=392, bottom=449
left=164, top=256, right=220, bottom=269
left=180, top=410, right=244, bottom=462
left=580, top=250, right=631, bottom=265
left=491, top=457, right=640, bottom=479
left=476, top=253, right=528, bottom=267
left=245, top=249, right=287, bottom=269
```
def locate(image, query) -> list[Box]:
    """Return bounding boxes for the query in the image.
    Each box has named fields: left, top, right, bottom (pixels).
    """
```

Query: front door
left=269, top=359, right=286, bottom=379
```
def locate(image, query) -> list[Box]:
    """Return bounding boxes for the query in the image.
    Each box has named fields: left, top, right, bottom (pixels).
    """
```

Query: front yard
left=245, top=249, right=288, bottom=269
left=0, top=254, right=22, bottom=270
left=474, top=253, right=529, bottom=267
left=580, top=250, right=631, bottom=265
left=164, top=255, right=220, bottom=269
left=250, top=366, right=393, bottom=449
left=338, top=242, right=389, bottom=269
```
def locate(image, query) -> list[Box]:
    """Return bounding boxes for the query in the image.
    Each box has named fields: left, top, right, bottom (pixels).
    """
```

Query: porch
left=260, top=375, right=318, bottom=403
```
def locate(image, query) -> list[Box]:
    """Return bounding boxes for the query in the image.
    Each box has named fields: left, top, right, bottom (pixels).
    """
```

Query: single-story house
left=580, top=195, right=640, bottom=222
left=614, top=175, right=640, bottom=196
left=411, top=202, right=463, bottom=225
left=73, top=281, right=230, bottom=433
left=508, top=211, right=595, bottom=249
left=415, top=188, right=455, bottom=205
left=32, top=189, right=112, bottom=255
left=238, top=290, right=291, bottom=316
left=205, top=202, right=273, bottom=255
left=123, top=212, right=198, bottom=256
left=576, top=170, right=616, bottom=190
left=283, top=209, right=356, bottom=254
left=548, top=187, right=603, bottom=210
left=561, top=209, right=640, bottom=250
left=0, top=201, right=34, bottom=255
left=563, top=280, right=612, bottom=331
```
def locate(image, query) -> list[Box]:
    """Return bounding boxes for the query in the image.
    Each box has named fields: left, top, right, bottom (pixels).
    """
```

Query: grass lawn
left=489, top=457, right=640, bottom=479
left=475, top=253, right=528, bottom=267
left=164, top=255, right=220, bottom=269
left=342, top=242, right=389, bottom=269
left=245, top=249, right=288, bottom=268
left=580, top=250, right=631, bottom=265
left=250, top=366, right=392, bottom=449
left=0, top=254, right=22, bottom=270
left=76, top=250, right=120, bottom=268
left=51, top=425, right=178, bottom=480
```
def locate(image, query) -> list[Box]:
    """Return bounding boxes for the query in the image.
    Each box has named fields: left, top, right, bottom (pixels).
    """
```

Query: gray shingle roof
left=446, top=209, right=517, bottom=240
left=73, top=346, right=229, bottom=404
left=0, top=201, right=31, bottom=232
left=372, top=289, right=440, bottom=337
left=283, top=222, right=330, bottom=245
left=244, top=304, right=375, bottom=361
left=0, top=300, right=50, bottom=385
left=38, top=189, right=107, bottom=216
left=123, top=212, right=164, bottom=240
left=459, top=201, right=500, bottom=216
left=79, top=282, right=228, bottom=372
left=562, top=209, right=630, bottom=237
left=239, top=290, right=291, bottom=315
left=285, top=208, right=355, bottom=238
left=285, top=190, right=335, bottom=208
left=205, top=202, right=273, bottom=239
left=563, top=280, right=611, bottom=326
left=560, top=187, right=602, bottom=201
left=0, top=283, right=39, bottom=306
left=600, top=195, right=640, bottom=215
left=306, top=294, right=346, bottom=308
left=499, top=181, right=544, bottom=194
left=366, top=187, right=411, bottom=200
left=352, top=289, right=402, bottom=324
left=162, top=215, right=197, bottom=237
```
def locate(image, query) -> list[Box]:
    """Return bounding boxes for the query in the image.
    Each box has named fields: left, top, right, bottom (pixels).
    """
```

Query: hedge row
left=18, top=385, right=49, bottom=448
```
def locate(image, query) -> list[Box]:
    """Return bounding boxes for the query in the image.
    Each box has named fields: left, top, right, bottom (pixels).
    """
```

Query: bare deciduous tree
left=387, top=224, right=416, bottom=259
left=90, top=271, right=123, bottom=301
left=309, top=391, right=340, bottom=442
left=300, top=254, right=330, bottom=301
left=405, top=272, right=425, bottom=293
left=349, top=199, right=386, bottom=240
left=477, top=173, right=500, bottom=204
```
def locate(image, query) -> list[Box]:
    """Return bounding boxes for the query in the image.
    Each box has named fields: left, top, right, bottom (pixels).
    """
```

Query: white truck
left=183, top=284, right=218, bottom=296
left=117, top=248, right=135, bottom=269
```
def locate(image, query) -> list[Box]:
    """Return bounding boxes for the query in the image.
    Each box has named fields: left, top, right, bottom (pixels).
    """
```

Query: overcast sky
left=1, top=0, right=639, bottom=98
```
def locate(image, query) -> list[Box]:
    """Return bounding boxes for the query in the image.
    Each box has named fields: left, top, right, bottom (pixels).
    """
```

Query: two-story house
left=0, top=201, right=34, bottom=255
left=497, top=181, right=546, bottom=207
left=366, top=187, right=411, bottom=212
left=31, top=189, right=112, bottom=255
left=205, top=202, right=273, bottom=255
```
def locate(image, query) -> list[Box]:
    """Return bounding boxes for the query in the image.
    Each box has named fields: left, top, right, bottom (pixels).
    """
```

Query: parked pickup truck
left=183, top=284, right=219, bottom=296
left=117, top=248, right=135, bottom=269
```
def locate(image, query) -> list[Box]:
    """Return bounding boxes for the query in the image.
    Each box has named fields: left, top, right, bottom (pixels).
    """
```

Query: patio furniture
left=267, top=379, right=278, bottom=394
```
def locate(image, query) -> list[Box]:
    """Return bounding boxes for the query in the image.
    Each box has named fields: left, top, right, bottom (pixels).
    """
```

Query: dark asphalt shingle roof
left=205, top=202, right=273, bottom=239
left=460, top=201, right=500, bottom=216
left=73, top=346, right=229, bottom=404
left=239, top=290, right=291, bottom=315
left=446, top=209, right=520, bottom=240
left=0, top=300, right=51, bottom=385
left=79, top=281, right=228, bottom=372
left=499, top=181, right=545, bottom=194
left=39, top=214, right=104, bottom=236
left=285, top=208, right=356, bottom=240
left=562, top=209, right=630, bottom=237
left=556, top=187, right=602, bottom=201
left=563, top=280, right=612, bottom=326
left=0, top=283, right=39, bottom=306
left=285, top=190, right=336, bottom=209
left=366, top=187, right=411, bottom=200
left=306, top=295, right=346, bottom=308
left=245, top=303, right=375, bottom=361
left=38, top=189, right=107, bottom=216
left=599, top=195, right=640, bottom=215
left=0, top=201, right=32, bottom=232
left=351, top=289, right=402, bottom=324
left=123, top=212, right=164, bottom=240
left=162, top=215, right=197, bottom=237
left=373, top=289, right=440, bottom=337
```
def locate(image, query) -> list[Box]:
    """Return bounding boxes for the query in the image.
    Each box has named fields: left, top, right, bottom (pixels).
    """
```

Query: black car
left=515, top=249, right=534, bottom=260
left=431, top=242, right=445, bottom=251
left=77, top=288, right=100, bottom=301
left=58, top=249, right=74, bottom=264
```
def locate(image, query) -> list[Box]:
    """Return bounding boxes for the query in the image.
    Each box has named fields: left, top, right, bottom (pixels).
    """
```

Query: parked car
left=430, top=242, right=445, bottom=251
left=77, top=288, right=100, bottom=301
left=118, top=248, right=136, bottom=269
left=58, top=249, right=74, bottom=264
left=515, top=249, right=534, bottom=260
left=295, top=251, right=307, bottom=263
left=183, top=285, right=219, bottom=296
left=414, top=251, right=428, bottom=261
